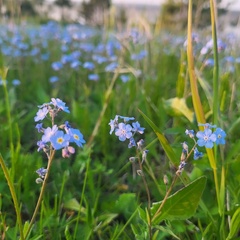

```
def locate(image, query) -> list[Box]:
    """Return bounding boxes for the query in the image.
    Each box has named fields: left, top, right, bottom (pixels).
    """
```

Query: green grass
left=0, top=13, right=240, bottom=239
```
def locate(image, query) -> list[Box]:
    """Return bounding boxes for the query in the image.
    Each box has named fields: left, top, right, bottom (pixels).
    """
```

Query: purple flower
left=196, top=129, right=217, bottom=148
left=34, top=107, right=49, bottom=122
left=214, top=128, right=226, bottom=145
left=115, top=123, right=132, bottom=141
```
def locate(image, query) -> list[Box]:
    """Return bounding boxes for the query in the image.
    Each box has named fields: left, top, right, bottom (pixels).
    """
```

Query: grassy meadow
left=0, top=3, right=240, bottom=240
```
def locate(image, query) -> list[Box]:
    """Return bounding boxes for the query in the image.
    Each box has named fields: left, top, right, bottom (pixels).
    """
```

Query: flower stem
left=24, top=149, right=55, bottom=239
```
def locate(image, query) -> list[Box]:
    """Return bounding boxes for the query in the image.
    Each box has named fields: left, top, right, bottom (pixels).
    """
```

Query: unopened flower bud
left=129, top=157, right=136, bottom=162
left=137, top=170, right=144, bottom=176
left=163, top=174, right=169, bottom=185
left=137, top=139, right=144, bottom=149
left=142, top=149, right=149, bottom=163
left=36, top=178, right=44, bottom=184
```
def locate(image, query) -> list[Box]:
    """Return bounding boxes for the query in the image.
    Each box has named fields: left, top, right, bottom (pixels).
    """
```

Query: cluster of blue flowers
left=177, top=123, right=226, bottom=174
left=109, top=115, right=149, bottom=176
left=109, top=115, right=145, bottom=149
left=34, top=98, right=85, bottom=157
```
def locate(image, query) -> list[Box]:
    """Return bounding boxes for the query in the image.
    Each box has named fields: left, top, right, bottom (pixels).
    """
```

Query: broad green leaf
left=162, top=97, right=194, bottom=122
left=115, top=193, right=137, bottom=219
left=151, top=176, right=207, bottom=224
left=138, top=109, right=178, bottom=167
left=227, top=207, right=240, bottom=240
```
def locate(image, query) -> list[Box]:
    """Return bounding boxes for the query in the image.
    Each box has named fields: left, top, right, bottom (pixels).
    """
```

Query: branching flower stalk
left=152, top=124, right=226, bottom=222
left=25, top=98, right=86, bottom=239
left=108, top=115, right=153, bottom=238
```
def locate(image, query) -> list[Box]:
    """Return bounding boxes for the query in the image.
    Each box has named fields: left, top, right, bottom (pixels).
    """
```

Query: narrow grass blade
left=138, top=109, right=178, bottom=167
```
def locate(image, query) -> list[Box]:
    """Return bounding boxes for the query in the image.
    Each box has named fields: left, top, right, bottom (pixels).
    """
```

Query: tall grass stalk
left=87, top=71, right=119, bottom=147
left=0, top=154, right=24, bottom=239
left=187, top=0, right=220, bottom=216
left=210, top=1, right=226, bottom=236
left=73, top=150, right=91, bottom=239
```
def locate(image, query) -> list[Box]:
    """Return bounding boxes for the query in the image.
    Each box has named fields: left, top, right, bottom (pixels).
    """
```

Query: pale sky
left=112, top=0, right=165, bottom=5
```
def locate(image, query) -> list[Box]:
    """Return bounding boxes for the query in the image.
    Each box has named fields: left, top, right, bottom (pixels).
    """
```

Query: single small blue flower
left=185, top=129, right=195, bottom=138
left=204, top=58, right=214, bottom=67
left=214, top=128, right=226, bottom=145
left=88, top=73, right=99, bottom=81
left=120, top=75, right=129, bottom=83
left=109, top=116, right=119, bottom=134
left=42, top=125, right=58, bottom=143
left=49, top=76, right=59, bottom=83
left=36, top=123, right=44, bottom=133
left=52, top=61, right=63, bottom=71
left=51, top=98, right=70, bottom=113
left=115, top=122, right=132, bottom=141
left=132, top=121, right=145, bottom=134
left=36, top=167, right=47, bottom=178
left=198, top=123, right=216, bottom=129
left=193, top=148, right=203, bottom=160
left=37, top=140, right=46, bottom=152
left=83, top=61, right=95, bottom=70
left=70, top=60, right=81, bottom=69
left=118, top=115, right=135, bottom=122
left=34, top=107, right=49, bottom=122
left=12, top=79, right=21, bottom=86
left=128, top=137, right=136, bottom=148
left=50, top=130, right=70, bottom=150
left=196, top=129, right=217, bottom=148
left=105, top=62, right=118, bottom=72
left=68, top=128, right=86, bottom=147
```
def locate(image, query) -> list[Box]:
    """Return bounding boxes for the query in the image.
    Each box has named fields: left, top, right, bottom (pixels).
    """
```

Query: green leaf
left=227, top=207, right=240, bottom=240
left=64, top=225, right=73, bottom=240
left=63, top=198, right=86, bottom=213
left=162, top=97, right=194, bottom=122
left=151, top=176, right=207, bottom=224
left=138, top=109, right=178, bottom=167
